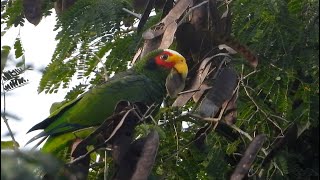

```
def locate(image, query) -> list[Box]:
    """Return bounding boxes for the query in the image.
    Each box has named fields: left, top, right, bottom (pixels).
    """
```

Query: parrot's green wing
left=27, top=70, right=136, bottom=134
left=26, top=71, right=166, bottom=145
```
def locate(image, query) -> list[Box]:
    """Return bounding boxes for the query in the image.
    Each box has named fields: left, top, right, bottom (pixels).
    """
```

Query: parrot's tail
left=25, top=131, right=48, bottom=148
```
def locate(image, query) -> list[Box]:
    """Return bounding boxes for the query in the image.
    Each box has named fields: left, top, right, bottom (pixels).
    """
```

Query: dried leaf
left=70, top=138, right=84, bottom=160
left=214, top=34, right=259, bottom=68
left=142, top=22, right=166, bottom=40
left=159, top=21, right=177, bottom=49
left=111, top=101, right=137, bottom=165
left=192, top=83, right=210, bottom=103
left=140, top=36, right=162, bottom=57
left=159, top=0, right=192, bottom=27
left=131, top=130, right=159, bottom=180
left=221, top=8, right=229, bottom=19
left=113, top=130, right=160, bottom=180
left=218, top=44, right=237, bottom=54
left=142, top=0, right=192, bottom=40
left=173, top=56, right=214, bottom=107
left=70, top=138, right=90, bottom=180
left=198, top=67, right=238, bottom=117
left=131, top=48, right=142, bottom=65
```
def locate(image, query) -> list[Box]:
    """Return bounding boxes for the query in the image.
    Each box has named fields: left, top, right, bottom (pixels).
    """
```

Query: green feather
left=41, top=127, right=96, bottom=161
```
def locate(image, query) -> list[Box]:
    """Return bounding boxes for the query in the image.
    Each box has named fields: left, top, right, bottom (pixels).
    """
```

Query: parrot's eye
left=160, top=54, right=169, bottom=60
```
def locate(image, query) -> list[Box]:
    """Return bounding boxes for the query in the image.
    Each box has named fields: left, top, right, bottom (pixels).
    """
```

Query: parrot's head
left=142, top=49, right=188, bottom=98
left=153, top=49, right=188, bottom=79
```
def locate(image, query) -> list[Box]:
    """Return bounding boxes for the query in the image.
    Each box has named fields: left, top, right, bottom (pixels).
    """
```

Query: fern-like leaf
left=3, top=76, right=28, bottom=92
left=2, top=67, right=29, bottom=92
left=2, top=68, right=25, bottom=81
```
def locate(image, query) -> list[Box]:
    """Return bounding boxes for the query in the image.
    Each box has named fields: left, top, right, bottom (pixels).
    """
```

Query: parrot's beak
left=166, top=53, right=188, bottom=79
left=165, top=51, right=188, bottom=98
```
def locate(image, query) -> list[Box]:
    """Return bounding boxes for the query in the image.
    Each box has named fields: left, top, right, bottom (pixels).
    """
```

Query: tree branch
left=230, top=134, right=267, bottom=180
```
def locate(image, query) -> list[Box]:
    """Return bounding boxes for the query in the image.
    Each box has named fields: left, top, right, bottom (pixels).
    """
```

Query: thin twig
left=269, top=114, right=289, bottom=123
left=177, top=87, right=211, bottom=95
left=187, top=113, right=219, bottom=122
left=229, top=121, right=270, bottom=157
left=122, top=8, right=142, bottom=19
left=159, top=112, right=217, bottom=162
left=132, top=103, right=159, bottom=125
left=230, top=124, right=253, bottom=142
left=242, top=69, right=259, bottom=79
left=1, top=115, right=19, bottom=150
left=242, top=84, right=283, bottom=134
left=1, top=80, right=19, bottom=150
left=91, top=52, right=108, bottom=82
left=212, top=99, right=230, bottom=130
left=240, top=65, right=283, bottom=134
left=160, top=122, right=213, bottom=162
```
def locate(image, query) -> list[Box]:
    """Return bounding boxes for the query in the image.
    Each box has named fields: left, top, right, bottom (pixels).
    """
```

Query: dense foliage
left=1, top=0, right=318, bottom=179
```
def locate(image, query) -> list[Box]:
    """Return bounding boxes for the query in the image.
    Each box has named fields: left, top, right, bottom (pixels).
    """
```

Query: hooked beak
left=164, top=50, right=188, bottom=98
left=166, top=51, right=188, bottom=79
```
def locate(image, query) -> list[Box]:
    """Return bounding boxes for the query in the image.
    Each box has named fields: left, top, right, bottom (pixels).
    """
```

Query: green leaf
left=1, top=45, right=11, bottom=73
left=14, top=38, right=23, bottom=58
left=226, top=140, right=240, bottom=155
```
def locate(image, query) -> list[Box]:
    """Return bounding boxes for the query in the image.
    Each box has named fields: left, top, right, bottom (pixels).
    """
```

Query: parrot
left=26, top=49, right=188, bottom=155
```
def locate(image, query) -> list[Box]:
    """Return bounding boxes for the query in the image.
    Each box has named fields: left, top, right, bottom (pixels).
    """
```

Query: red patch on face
left=155, top=51, right=175, bottom=68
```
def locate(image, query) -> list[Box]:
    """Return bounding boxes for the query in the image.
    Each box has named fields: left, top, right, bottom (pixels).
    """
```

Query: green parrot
left=26, top=49, right=188, bottom=154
